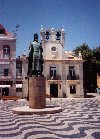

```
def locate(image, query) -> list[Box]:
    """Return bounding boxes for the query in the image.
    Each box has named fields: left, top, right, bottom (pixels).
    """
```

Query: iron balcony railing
left=16, top=73, right=23, bottom=80
left=0, top=72, right=11, bottom=78
left=0, top=72, right=11, bottom=76
left=67, top=75, right=79, bottom=80
left=47, top=75, right=61, bottom=80
left=0, top=55, right=16, bottom=59
left=16, top=73, right=22, bottom=77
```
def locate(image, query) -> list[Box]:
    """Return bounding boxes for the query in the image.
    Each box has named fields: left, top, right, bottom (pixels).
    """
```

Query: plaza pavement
left=0, top=94, right=100, bottom=139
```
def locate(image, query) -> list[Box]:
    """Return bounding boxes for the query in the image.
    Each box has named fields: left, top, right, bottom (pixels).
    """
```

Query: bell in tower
left=45, top=31, right=50, bottom=40
left=56, top=31, right=61, bottom=40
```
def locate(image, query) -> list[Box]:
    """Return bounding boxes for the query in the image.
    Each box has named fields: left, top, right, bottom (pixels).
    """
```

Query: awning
left=0, top=85, right=10, bottom=88
left=16, top=84, right=22, bottom=88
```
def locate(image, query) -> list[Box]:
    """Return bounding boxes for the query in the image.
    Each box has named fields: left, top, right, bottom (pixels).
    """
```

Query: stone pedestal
left=22, top=79, right=28, bottom=98
left=29, top=76, right=46, bottom=109
left=10, top=83, right=16, bottom=96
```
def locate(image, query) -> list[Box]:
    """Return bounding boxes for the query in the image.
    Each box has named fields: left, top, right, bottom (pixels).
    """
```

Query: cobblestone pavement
left=0, top=97, right=100, bottom=139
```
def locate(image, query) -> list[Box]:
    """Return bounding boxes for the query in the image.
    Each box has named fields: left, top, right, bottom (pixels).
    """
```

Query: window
left=3, top=45, right=10, bottom=58
left=4, top=69, right=9, bottom=76
left=50, top=66, right=57, bottom=77
left=70, top=85, right=76, bottom=94
left=16, top=62, right=22, bottom=76
left=69, top=66, right=75, bottom=77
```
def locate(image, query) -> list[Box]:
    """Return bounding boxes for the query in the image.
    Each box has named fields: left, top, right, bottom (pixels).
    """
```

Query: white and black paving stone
left=0, top=96, right=100, bottom=139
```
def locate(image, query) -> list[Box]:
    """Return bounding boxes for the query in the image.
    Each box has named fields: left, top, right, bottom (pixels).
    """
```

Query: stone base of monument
left=12, top=105, right=62, bottom=115
left=13, top=76, right=62, bottom=115
left=29, top=76, right=46, bottom=109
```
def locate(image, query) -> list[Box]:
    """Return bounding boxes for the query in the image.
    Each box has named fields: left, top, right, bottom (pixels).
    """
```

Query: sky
left=0, top=0, right=100, bottom=56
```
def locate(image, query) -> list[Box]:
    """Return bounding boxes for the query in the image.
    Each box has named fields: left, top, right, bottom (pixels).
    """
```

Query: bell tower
left=40, top=26, right=66, bottom=60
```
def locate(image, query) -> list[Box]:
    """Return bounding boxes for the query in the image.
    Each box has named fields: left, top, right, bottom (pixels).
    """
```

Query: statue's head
left=34, top=33, right=38, bottom=42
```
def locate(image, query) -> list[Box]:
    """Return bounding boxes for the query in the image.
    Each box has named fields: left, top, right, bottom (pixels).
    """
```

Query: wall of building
left=40, top=27, right=84, bottom=98
left=0, top=25, right=16, bottom=96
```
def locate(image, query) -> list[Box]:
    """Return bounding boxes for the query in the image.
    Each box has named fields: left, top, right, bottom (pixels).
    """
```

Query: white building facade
left=40, top=27, right=84, bottom=98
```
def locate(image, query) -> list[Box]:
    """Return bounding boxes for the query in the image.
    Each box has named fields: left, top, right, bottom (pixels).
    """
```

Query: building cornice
left=0, top=37, right=16, bottom=41
left=44, top=59, right=84, bottom=63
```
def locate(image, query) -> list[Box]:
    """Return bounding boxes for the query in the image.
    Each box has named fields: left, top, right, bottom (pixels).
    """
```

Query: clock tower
left=40, top=26, right=66, bottom=60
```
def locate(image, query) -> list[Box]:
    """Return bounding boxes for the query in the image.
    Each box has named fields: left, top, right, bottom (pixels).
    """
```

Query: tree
left=73, top=43, right=97, bottom=93
left=73, top=43, right=93, bottom=60
left=93, top=46, right=100, bottom=74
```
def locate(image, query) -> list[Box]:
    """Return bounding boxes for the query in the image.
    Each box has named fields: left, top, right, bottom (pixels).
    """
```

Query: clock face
left=51, top=46, right=57, bottom=52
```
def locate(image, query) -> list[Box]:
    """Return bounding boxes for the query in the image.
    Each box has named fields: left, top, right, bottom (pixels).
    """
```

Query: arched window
left=45, top=31, right=50, bottom=40
left=3, top=45, right=10, bottom=59
left=56, top=31, right=61, bottom=40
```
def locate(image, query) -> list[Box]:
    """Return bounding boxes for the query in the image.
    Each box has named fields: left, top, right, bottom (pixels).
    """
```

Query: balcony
left=47, top=75, right=61, bottom=80
left=67, top=75, right=79, bottom=80
left=0, top=72, right=12, bottom=80
left=16, top=73, right=23, bottom=80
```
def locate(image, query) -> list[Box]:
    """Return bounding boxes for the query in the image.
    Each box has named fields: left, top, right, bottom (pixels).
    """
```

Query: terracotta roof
left=0, top=24, right=5, bottom=29
left=0, top=24, right=13, bottom=36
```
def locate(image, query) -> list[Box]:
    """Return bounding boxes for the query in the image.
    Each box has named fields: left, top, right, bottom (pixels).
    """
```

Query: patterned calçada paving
left=0, top=98, right=100, bottom=139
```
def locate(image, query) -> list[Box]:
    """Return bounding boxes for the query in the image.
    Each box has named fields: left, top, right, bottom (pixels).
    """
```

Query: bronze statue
left=27, top=33, right=44, bottom=77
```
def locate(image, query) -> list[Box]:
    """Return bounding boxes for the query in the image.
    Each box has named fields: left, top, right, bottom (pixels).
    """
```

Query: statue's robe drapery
left=27, top=43, right=33, bottom=76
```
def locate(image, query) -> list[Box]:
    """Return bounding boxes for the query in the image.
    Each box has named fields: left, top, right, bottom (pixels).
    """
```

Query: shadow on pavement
left=84, top=93, right=97, bottom=98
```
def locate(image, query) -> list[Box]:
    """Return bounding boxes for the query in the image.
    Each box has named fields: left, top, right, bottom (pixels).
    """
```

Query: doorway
left=2, top=88, right=9, bottom=96
left=50, top=84, right=58, bottom=97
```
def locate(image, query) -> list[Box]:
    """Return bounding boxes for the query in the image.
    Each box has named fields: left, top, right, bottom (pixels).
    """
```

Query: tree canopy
left=93, top=46, right=100, bottom=74
left=73, top=43, right=100, bottom=92
left=73, top=43, right=100, bottom=71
